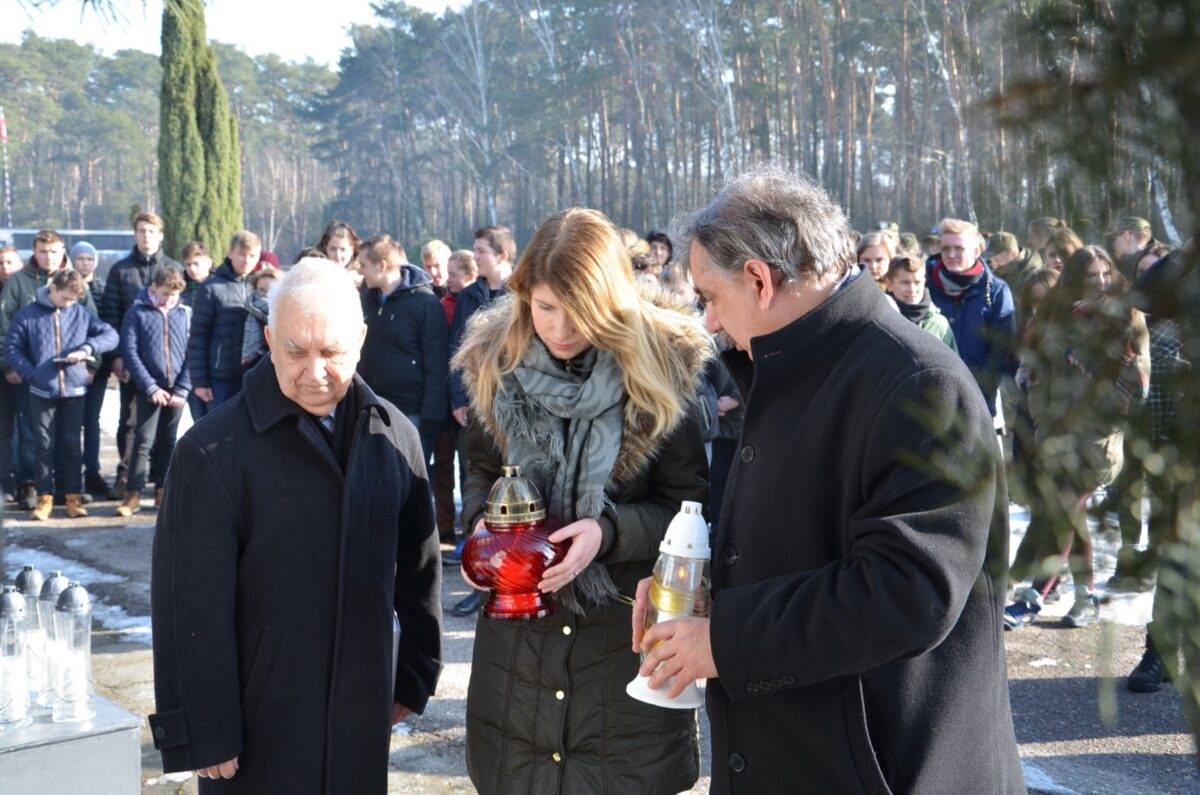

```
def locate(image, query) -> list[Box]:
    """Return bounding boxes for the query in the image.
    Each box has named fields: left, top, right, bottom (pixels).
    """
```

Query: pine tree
left=157, top=0, right=241, bottom=259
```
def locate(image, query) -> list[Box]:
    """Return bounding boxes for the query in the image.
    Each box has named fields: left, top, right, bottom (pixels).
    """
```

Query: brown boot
left=116, top=491, right=141, bottom=517
left=154, top=487, right=164, bottom=507
left=65, top=493, right=88, bottom=518
left=30, top=494, right=54, bottom=521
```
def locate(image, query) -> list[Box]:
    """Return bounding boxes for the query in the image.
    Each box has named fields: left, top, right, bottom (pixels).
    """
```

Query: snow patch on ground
left=4, top=546, right=150, bottom=640
left=4, top=546, right=125, bottom=586
left=1007, top=502, right=1154, bottom=627
left=1021, top=761, right=1081, bottom=795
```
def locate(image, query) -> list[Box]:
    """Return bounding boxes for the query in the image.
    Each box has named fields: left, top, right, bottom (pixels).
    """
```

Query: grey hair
left=671, top=165, right=856, bottom=287
left=267, top=257, right=364, bottom=337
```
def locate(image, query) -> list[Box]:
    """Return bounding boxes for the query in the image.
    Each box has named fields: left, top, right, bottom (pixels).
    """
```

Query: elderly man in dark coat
left=149, top=258, right=442, bottom=793
left=634, top=168, right=1025, bottom=794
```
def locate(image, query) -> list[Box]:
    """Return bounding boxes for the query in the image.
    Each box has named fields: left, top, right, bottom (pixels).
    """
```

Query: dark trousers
left=125, top=393, right=183, bottom=492
left=209, top=378, right=242, bottom=411
left=431, top=421, right=468, bottom=541
left=30, top=395, right=84, bottom=494
left=710, top=438, right=738, bottom=526
left=114, top=377, right=138, bottom=481
left=0, top=379, right=36, bottom=492
left=83, top=369, right=108, bottom=475
left=186, top=391, right=209, bottom=424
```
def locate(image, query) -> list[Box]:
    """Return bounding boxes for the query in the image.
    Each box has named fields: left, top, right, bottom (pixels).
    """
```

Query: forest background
left=0, top=0, right=1188, bottom=262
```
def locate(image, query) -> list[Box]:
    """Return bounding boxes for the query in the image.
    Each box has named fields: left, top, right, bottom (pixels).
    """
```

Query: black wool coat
left=149, top=356, right=443, bottom=794
left=707, top=272, right=1025, bottom=794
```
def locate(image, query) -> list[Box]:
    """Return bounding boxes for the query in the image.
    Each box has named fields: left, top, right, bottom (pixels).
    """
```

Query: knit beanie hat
left=69, top=241, right=98, bottom=261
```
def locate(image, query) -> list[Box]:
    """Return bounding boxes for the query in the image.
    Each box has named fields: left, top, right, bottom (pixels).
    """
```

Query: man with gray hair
left=632, top=167, right=1024, bottom=793
left=149, top=258, right=442, bottom=792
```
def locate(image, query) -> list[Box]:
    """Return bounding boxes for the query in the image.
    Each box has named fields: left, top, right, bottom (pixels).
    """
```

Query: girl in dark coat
left=453, top=208, right=710, bottom=795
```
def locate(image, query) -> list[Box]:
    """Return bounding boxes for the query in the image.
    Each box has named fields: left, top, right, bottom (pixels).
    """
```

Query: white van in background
left=0, top=228, right=135, bottom=280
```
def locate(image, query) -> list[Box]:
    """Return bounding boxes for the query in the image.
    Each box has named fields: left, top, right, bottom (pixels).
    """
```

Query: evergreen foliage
left=156, top=0, right=241, bottom=259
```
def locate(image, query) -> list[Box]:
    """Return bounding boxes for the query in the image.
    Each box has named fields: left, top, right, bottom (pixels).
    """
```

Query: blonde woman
left=454, top=208, right=709, bottom=794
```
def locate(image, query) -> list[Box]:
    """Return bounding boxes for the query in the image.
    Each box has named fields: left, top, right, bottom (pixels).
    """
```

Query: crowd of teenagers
left=854, top=214, right=1185, bottom=693
left=1, top=190, right=1187, bottom=790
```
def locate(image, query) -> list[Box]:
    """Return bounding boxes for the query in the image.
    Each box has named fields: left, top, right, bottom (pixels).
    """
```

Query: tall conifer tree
left=157, top=0, right=241, bottom=258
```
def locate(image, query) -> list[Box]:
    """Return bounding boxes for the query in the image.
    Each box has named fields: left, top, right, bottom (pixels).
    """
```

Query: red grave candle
left=462, top=465, right=568, bottom=620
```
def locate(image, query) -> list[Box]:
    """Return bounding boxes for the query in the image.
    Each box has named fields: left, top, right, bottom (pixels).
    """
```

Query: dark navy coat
left=187, top=261, right=251, bottom=387
left=447, top=279, right=506, bottom=411
left=100, top=247, right=180, bottom=331
left=5, top=287, right=118, bottom=399
left=927, top=256, right=1016, bottom=414
left=120, top=287, right=192, bottom=398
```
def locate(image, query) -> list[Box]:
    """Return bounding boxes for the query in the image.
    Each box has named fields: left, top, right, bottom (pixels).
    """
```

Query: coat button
left=722, top=545, right=738, bottom=565
left=552, top=752, right=563, bottom=764
left=771, top=678, right=784, bottom=688
left=746, top=683, right=759, bottom=694
left=740, top=445, right=755, bottom=463
left=729, top=753, right=746, bottom=773
left=555, top=690, right=565, bottom=700
left=154, top=726, right=165, bottom=740
left=562, top=626, right=572, bottom=636
left=783, top=675, right=795, bottom=685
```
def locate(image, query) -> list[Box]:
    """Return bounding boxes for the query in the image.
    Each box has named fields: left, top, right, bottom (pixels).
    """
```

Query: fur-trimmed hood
left=456, top=283, right=712, bottom=487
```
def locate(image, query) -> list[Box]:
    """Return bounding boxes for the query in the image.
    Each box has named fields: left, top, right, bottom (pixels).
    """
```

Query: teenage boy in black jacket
left=357, top=236, right=448, bottom=459
left=99, top=212, right=180, bottom=497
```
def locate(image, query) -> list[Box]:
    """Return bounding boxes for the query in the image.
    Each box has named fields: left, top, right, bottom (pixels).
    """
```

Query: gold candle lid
left=485, top=465, right=548, bottom=524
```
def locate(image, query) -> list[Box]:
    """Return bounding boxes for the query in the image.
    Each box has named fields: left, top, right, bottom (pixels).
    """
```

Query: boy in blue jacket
left=116, top=266, right=191, bottom=517
left=5, top=269, right=118, bottom=519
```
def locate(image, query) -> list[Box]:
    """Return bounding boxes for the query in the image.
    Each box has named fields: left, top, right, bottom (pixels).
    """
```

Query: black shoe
left=18, top=483, right=38, bottom=511
left=79, top=492, right=93, bottom=505
left=1128, top=644, right=1171, bottom=692
left=85, top=471, right=110, bottom=497
left=106, top=478, right=126, bottom=500
left=450, top=591, right=483, bottom=617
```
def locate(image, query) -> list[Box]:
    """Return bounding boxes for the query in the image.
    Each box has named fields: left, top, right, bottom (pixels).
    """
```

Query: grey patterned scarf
left=493, top=340, right=625, bottom=613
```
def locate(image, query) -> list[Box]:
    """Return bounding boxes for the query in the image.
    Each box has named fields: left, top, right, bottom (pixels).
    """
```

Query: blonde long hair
left=457, top=208, right=701, bottom=439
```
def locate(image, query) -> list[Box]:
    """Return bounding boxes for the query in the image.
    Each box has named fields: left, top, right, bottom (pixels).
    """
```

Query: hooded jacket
left=187, top=260, right=252, bottom=387
left=455, top=288, right=710, bottom=795
left=927, top=255, right=1016, bottom=413
left=0, top=264, right=99, bottom=371
left=5, top=287, right=118, bottom=399
left=358, top=264, right=450, bottom=434
left=120, top=286, right=192, bottom=399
